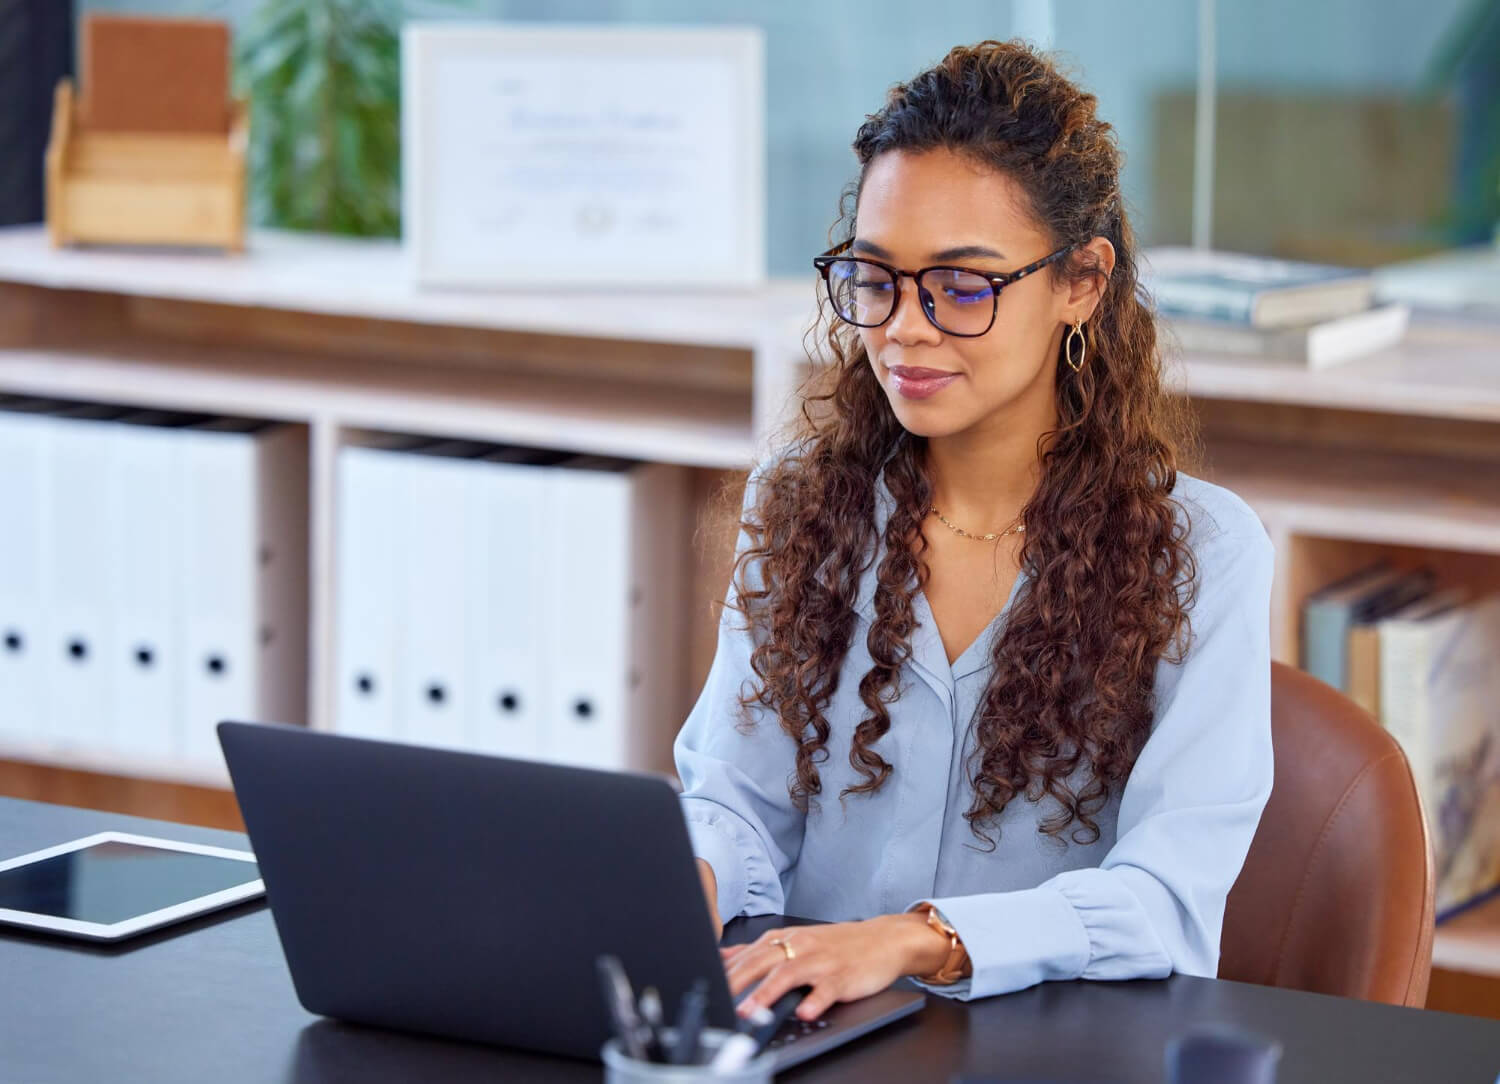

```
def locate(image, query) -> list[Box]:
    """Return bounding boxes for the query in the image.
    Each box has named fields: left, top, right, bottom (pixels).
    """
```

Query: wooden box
left=44, top=15, right=246, bottom=251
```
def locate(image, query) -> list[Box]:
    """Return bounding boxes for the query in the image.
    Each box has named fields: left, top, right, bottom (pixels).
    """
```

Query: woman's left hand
left=721, top=912, right=948, bottom=1022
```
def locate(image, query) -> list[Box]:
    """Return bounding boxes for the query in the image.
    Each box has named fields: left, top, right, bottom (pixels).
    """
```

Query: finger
left=724, top=942, right=762, bottom=971
left=720, top=944, right=746, bottom=960
left=735, top=963, right=803, bottom=1017
left=726, top=940, right=799, bottom=999
left=725, top=944, right=779, bottom=998
left=726, top=936, right=783, bottom=973
left=794, top=983, right=838, bottom=1021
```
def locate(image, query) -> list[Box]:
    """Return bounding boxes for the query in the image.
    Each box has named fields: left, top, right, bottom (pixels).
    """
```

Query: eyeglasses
left=812, top=242, right=1077, bottom=338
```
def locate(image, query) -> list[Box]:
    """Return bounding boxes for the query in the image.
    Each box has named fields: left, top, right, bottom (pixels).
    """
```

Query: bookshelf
left=0, top=223, right=807, bottom=792
left=1, top=223, right=1499, bottom=993
left=1170, top=316, right=1500, bottom=422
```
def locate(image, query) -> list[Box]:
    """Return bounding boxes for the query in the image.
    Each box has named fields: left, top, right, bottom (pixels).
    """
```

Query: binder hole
left=258, top=545, right=273, bottom=567
left=356, top=673, right=376, bottom=696
left=498, top=691, right=520, bottom=713
left=260, top=626, right=274, bottom=647
left=206, top=654, right=227, bottom=677
left=630, top=586, right=643, bottom=606
left=573, top=698, right=594, bottom=720
left=135, top=646, right=155, bottom=668
left=67, top=638, right=89, bottom=662
left=426, top=683, right=447, bottom=706
left=3, top=630, right=22, bottom=654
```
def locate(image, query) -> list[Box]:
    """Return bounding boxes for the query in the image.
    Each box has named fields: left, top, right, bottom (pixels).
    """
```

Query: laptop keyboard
left=764, top=1015, right=832, bottom=1049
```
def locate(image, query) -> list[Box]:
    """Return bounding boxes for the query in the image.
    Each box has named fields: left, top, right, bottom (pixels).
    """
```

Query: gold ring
left=769, top=937, right=796, bottom=961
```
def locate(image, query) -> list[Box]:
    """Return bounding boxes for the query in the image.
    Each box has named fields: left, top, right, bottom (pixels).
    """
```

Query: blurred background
left=7, top=0, right=1495, bottom=263
left=1, top=0, right=1499, bottom=1021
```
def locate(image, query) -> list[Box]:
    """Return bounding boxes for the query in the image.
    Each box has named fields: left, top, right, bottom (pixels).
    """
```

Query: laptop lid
left=217, top=720, right=735, bottom=1060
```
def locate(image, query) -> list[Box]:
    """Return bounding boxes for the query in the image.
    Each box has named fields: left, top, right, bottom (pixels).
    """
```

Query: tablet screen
left=0, top=840, right=261, bottom=925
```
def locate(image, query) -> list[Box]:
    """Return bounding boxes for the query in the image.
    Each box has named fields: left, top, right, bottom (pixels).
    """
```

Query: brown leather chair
left=1219, top=662, right=1435, bottom=1006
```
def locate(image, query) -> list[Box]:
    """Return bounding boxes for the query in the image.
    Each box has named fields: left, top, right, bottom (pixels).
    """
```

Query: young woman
left=675, top=40, right=1274, bottom=1023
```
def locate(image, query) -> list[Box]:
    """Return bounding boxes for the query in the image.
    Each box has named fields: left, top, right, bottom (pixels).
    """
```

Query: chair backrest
left=1219, top=662, right=1434, bottom=1006
left=79, top=14, right=230, bottom=135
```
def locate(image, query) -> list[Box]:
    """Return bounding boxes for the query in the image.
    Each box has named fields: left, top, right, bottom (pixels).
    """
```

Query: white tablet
left=0, top=831, right=264, bottom=942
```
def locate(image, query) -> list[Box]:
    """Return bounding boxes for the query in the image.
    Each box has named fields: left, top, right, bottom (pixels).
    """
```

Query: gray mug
left=1166, top=1026, right=1283, bottom=1084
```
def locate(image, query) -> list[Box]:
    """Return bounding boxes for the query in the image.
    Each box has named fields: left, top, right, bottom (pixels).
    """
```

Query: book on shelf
left=1373, top=242, right=1500, bottom=317
left=1377, top=590, right=1500, bottom=916
left=1164, top=302, right=1410, bottom=369
left=1301, top=563, right=1433, bottom=693
left=1343, top=570, right=1441, bottom=716
left=1142, top=245, right=1375, bottom=328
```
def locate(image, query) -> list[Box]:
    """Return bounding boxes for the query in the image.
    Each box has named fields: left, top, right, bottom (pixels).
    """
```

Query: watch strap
left=913, top=903, right=970, bottom=985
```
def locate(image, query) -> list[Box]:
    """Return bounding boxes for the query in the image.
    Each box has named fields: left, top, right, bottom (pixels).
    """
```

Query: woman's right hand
left=696, top=858, right=723, bottom=941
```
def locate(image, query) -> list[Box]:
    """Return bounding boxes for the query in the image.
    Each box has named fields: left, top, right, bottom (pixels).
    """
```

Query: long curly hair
left=721, top=39, right=1204, bottom=847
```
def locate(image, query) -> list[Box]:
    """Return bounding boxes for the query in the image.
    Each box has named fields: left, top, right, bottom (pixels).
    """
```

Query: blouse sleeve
left=673, top=463, right=807, bottom=927
left=909, top=495, right=1276, bottom=1000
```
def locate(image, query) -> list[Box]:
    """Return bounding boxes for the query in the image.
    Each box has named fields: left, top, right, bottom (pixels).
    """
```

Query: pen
left=669, top=978, right=709, bottom=1064
left=713, top=984, right=813, bottom=1071
left=596, top=955, right=651, bottom=1062
left=638, top=986, right=669, bottom=1063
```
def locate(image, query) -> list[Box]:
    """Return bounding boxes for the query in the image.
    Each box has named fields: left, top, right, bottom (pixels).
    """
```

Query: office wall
left=75, top=0, right=1475, bottom=268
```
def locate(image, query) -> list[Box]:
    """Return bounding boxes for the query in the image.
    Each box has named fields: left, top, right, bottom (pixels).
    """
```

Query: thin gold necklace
left=929, top=507, right=1026, bottom=542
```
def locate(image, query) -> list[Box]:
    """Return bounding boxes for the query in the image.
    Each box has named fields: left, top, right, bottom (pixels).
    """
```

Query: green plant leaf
left=237, top=0, right=476, bottom=238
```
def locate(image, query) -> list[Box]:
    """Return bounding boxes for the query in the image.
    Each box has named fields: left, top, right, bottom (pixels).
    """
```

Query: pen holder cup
left=602, top=1027, right=778, bottom=1083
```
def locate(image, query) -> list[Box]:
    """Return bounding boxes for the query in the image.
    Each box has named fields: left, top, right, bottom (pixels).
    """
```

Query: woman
left=675, top=39, right=1274, bottom=1023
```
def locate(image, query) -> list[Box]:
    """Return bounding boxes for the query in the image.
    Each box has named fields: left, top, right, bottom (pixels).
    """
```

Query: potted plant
left=237, top=0, right=455, bottom=237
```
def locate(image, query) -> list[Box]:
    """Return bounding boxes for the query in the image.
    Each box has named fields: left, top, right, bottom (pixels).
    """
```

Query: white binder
left=107, top=415, right=181, bottom=760
left=541, top=457, right=689, bottom=773
left=43, top=408, right=123, bottom=750
left=175, top=420, right=308, bottom=769
left=394, top=446, right=478, bottom=750
left=467, top=451, right=552, bottom=761
left=0, top=407, right=51, bottom=743
left=334, top=445, right=401, bottom=741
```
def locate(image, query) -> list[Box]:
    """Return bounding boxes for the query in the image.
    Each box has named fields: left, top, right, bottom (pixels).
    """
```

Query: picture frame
left=401, top=23, right=765, bottom=289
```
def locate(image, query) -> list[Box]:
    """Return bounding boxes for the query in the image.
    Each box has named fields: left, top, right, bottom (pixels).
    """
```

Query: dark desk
left=4, top=796, right=1500, bottom=1083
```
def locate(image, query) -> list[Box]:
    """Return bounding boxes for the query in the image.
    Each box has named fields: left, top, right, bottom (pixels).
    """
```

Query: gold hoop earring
left=1065, top=320, right=1087, bottom=373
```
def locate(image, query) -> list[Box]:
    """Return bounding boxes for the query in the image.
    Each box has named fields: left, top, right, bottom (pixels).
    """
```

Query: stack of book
left=1143, top=246, right=1410, bottom=369
left=1301, top=564, right=1500, bottom=916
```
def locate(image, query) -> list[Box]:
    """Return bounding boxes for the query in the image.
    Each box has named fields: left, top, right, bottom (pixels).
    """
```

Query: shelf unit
left=2, top=223, right=1500, bottom=992
left=1180, top=329, right=1500, bottom=995
left=1168, top=318, right=1500, bottom=423
left=0, top=223, right=811, bottom=789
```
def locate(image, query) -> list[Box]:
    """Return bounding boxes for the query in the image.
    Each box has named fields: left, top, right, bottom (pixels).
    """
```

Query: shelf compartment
left=0, top=338, right=754, bottom=470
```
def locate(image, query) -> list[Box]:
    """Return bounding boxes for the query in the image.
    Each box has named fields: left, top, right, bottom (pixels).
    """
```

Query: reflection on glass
left=0, top=842, right=259, bottom=925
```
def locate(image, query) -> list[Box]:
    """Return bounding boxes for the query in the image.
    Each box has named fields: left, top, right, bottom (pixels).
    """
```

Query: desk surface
left=5, top=796, right=1500, bottom=1084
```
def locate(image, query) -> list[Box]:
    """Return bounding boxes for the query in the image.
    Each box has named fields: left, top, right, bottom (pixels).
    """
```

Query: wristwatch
left=912, top=903, right=971, bottom=985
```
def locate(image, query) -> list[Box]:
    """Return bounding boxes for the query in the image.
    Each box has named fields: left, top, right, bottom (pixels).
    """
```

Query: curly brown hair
left=721, top=39, right=1206, bottom=848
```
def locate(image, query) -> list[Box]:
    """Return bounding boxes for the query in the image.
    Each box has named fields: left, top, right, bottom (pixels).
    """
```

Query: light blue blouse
left=673, top=458, right=1276, bottom=1000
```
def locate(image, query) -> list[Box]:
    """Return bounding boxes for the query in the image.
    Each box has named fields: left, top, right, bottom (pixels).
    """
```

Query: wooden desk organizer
left=44, top=14, right=247, bottom=251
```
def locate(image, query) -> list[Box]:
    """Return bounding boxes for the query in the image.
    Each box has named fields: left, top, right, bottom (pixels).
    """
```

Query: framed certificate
left=402, top=24, right=765, bottom=288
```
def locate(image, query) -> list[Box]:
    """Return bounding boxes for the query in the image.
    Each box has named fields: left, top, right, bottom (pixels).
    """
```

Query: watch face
left=926, top=907, right=957, bottom=938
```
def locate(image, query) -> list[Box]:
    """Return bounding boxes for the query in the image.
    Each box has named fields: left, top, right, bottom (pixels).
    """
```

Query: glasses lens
left=825, top=259, right=895, bottom=327
left=919, top=269, right=996, bottom=335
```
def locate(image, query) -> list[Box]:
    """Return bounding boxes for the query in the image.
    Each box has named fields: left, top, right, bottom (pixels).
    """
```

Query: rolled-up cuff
left=907, top=885, right=1092, bottom=1000
left=683, top=808, right=752, bottom=928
